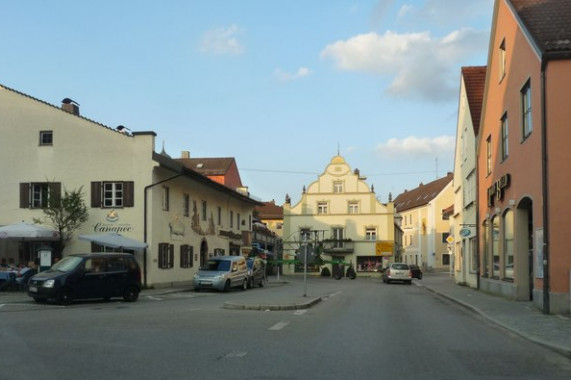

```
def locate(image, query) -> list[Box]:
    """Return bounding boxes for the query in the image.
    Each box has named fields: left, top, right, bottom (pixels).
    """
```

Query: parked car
left=27, top=253, right=141, bottom=305
left=246, top=257, right=266, bottom=289
left=193, top=256, right=248, bottom=292
left=15, top=267, right=37, bottom=290
left=382, top=263, right=412, bottom=284
left=409, top=264, right=423, bottom=279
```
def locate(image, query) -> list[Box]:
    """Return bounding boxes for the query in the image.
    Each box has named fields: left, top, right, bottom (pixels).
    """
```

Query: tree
left=33, top=185, right=89, bottom=258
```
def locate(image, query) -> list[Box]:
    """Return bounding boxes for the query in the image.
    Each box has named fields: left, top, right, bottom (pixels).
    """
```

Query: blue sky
left=1, top=0, right=493, bottom=204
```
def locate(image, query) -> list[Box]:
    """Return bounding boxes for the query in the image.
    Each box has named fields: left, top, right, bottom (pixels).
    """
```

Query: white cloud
left=200, top=25, right=244, bottom=56
left=377, top=135, right=455, bottom=159
left=320, top=28, right=488, bottom=101
left=273, top=67, right=312, bottom=82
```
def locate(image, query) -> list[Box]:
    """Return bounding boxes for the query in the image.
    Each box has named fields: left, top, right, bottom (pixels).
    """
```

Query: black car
left=409, top=264, right=423, bottom=279
left=246, top=257, right=266, bottom=289
left=27, top=252, right=141, bottom=305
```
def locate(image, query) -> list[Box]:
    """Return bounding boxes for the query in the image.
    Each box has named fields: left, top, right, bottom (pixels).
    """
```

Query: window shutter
left=91, top=182, right=102, bottom=208
left=123, top=181, right=134, bottom=207
left=49, top=182, right=62, bottom=207
left=19, top=183, right=30, bottom=208
left=169, top=244, right=174, bottom=268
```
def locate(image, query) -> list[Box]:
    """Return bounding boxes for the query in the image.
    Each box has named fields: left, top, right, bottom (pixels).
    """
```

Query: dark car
left=27, top=253, right=141, bottom=305
left=409, top=264, right=423, bottom=279
left=246, top=257, right=266, bottom=289
left=15, top=267, right=38, bottom=290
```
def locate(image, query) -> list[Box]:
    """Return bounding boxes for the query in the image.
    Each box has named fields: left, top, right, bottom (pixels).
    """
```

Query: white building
left=451, top=66, right=486, bottom=288
left=282, top=155, right=397, bottom=277
left=0, top=84, right=260, bottom=287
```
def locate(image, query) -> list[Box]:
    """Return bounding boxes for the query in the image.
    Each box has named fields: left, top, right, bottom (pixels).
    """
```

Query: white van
left=193, top=256, right=248, bottom=292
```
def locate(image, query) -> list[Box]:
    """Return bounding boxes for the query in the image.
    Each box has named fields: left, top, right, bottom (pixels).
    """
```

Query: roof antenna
left=337, top=143, right=340, bottom=156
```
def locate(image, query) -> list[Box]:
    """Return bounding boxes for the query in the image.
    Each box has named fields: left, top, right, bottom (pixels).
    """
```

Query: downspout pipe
left=143, top=173, right=184, bottom=287
left=540, top=58, right=549, bottom=314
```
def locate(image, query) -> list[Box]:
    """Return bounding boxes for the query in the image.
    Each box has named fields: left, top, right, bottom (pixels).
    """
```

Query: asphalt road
left=2, top=278, right=571, bottom=379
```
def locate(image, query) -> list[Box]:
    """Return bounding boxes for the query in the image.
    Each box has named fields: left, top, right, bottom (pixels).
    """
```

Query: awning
left=78, top=233, right=147, bottom=250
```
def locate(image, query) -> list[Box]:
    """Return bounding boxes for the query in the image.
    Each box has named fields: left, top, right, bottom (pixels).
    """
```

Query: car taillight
left=408, top=270, right=412, bottom=278
left=386, top=269, right=391, bottom=276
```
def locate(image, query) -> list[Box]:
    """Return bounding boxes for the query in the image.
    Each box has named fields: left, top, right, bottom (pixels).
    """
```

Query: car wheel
left=407, top=280, right=412, bottom=285
left=259, top=278, right=264, bottom=288
left=194, top=287, right=201, bottom=292
left=241, top=279, right=247, bottom=291
left=57, top=288, right=74, bottom=306
left=123, top=286, right=139, bottom=302
left=223, top=280, right=231, bottom=292
left=418, top=273, right=423, bottom=280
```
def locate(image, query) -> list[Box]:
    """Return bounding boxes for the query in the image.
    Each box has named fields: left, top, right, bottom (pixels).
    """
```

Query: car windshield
left=51, top=256, right=84, bottom=272
left=392, top=264, right=409, bottom=270
left=203, top=260, right=231, bottom=271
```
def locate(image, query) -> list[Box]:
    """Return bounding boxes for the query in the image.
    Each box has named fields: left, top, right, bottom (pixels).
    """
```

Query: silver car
left=382, top=263, right=412, bottom=285
left=193, top=256, right=248, bottom=292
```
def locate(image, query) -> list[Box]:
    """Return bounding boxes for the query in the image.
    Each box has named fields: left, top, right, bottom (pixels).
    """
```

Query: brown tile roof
left=255, top=201, right=283, bottom=220
left=176, top=157, right=235, bottom=176
left=461, top=66, right=487, bottom=136
left=394, top=173, right=454, bottom=212
left=509, top=0, right=571, bottom=53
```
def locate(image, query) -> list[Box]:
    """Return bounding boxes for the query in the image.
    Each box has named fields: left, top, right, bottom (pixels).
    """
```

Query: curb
left=223, top=297, right=322, bottom=311
left=421, top=284, right=571, bottom=359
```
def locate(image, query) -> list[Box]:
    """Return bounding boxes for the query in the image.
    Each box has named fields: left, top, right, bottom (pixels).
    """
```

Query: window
left=492, top=216, right=500, bottom=277
left=317, top=202, right=328, bottom=214
left=183, top=194, right=190, bottom=217
left=486, top=136, right=492, bottom=175
left=20, top=182, right=61, bottom=209
left=504, top=210, right=514, bottom=279
left=365, top=227, right=377, bottom=241
left=501, top=113, right=509, bottom=161
left=158, top=243, right=174, bottom=269
left=162, top=186, right=170, bottom=211
left=499, top=39, right=506, bottom=81
left=230, top=211, right=234, bottom=228
left=180, top=245, right=194, bottom=268
left=237, top=213, right=241, bottom=230
left=348, top=201, right=359, bottom=214
left=469, top=237, right=478, bottom=273
left=442, top=232, right=450, bottom=244
left=482, top=220, right=489, bottom=277
left=39, top=131, right=53, bottom=145
left=202, top=200, right=207, bottom=221
left=91, top=181, right=134, bottom=208
left=464, top=172, right=476, bottom=207
left=332, top=227, right=344, bottom=248
left=521, top=80, right=532, bottom=139
left=333, top=181, right=343, bottom=193
left=217, top=207, right=222, bottom=225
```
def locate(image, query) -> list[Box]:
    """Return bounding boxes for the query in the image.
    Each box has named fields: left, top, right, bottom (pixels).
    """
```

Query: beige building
left=0, top=84, right=260, bottom=287
left=451, top=66, right=486, bottom=288
left=394, top=173, right=454, bottom=271
left=282, top=155, right=396, bottom=277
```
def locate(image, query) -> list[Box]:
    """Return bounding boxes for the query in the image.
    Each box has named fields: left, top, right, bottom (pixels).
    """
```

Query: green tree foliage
left=33, top=185, right=89, bottom=257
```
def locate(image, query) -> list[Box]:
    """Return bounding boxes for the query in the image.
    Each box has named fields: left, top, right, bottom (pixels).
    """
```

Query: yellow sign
left=375, top=241, right=394, bottom=256
left=446, top=235, right=454, bottom=244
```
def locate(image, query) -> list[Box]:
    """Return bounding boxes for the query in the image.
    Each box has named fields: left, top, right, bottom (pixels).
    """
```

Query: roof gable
left=461, top=66, right=487, bottom=136
left=394, top=173, right=453, bottom=212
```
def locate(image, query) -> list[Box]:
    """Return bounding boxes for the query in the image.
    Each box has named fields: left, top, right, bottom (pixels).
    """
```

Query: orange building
left=477, top=0, right=571, bottom=314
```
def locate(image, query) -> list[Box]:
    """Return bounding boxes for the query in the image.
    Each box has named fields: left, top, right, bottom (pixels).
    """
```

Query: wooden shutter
left=91, top=182, right=101, bottom=208
left=49, top=182, right=62, bottom=207
left=123, top=181, right=134, bottom=207
left=169, top=244, right=174, bottom=268
left=19, top=183, right=30, bottom=208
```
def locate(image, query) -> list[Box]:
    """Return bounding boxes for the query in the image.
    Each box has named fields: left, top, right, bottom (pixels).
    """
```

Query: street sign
left=459, top=228, right=471, bottom=237
left=375, top=241, right=394, bottom=256
left=446, top=235, right=454, bottom=244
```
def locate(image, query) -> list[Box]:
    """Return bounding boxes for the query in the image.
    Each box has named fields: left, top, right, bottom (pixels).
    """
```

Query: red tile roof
left=255, top=201, right=283, bottom=220
left=508, top=0, right=571, bottom=53
left=461, top=66, right=487, bottom=136
left=394, top=173, right=454, bottom=212
left=177, top=157, right=235, bottom=176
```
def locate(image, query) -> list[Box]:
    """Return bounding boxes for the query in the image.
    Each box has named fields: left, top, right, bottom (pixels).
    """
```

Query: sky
left=1, top=0, right=494, bottom=205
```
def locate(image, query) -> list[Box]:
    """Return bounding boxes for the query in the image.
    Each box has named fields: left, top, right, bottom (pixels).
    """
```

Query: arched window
left=492, top=216, right=500, bottom=277
left=503, top=210, right=514, bottom=279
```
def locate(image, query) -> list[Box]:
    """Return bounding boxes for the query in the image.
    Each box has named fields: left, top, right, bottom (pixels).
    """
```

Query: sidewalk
left=420, top=272, right=571, bottom=359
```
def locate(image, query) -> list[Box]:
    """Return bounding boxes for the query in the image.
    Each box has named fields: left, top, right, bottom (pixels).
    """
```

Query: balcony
left=322, top=239, right=354, bottom=254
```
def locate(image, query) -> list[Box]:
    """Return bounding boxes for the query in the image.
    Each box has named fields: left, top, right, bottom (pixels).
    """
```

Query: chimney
left=181, top=151, right=190, bottom=159
left=61, top=98, right=80, bottom=116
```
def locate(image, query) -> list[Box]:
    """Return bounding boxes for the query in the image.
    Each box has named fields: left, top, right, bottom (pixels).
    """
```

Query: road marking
left=223, top=351, right=248, bottom=358
left=146, top=296, right=163, bottom=301
left=293, top=310, right=307, bottom=316
left=269, top=321, right=290, bottom=330
left=323, top=291, right=342, bottom=301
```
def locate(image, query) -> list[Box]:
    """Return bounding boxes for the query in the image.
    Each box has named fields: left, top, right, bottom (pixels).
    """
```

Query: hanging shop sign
left=487, top=174, right=510, bottom=207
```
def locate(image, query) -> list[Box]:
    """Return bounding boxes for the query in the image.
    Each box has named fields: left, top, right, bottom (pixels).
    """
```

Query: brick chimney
left=61, top=98, right=80, bottom=116
left=181, top=151, right=190, bottom=159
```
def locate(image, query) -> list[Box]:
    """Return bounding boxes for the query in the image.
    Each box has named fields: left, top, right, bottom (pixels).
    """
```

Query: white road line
left=269, top=321, right=290, bottom=330
left=146, top=296, right=163, bottom=301
left=293, top=310, right=307, bottom=316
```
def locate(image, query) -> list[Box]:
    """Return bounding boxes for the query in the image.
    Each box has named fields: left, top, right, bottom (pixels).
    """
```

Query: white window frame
left=103, top=182, right=123, bottom=208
